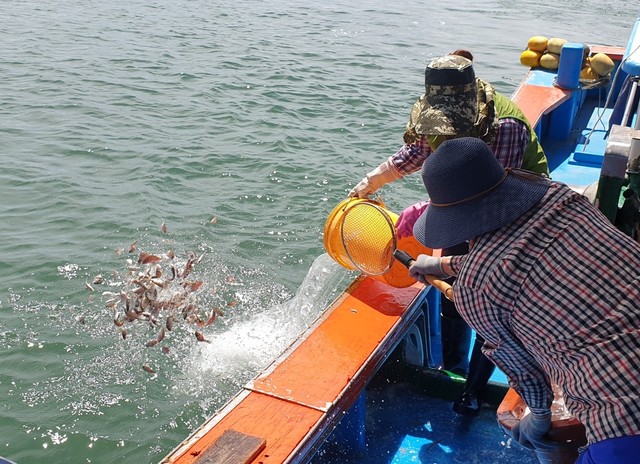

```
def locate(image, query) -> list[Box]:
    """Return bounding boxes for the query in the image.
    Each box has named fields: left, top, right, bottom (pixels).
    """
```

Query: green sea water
left=0, top=1, right=636, bottom=462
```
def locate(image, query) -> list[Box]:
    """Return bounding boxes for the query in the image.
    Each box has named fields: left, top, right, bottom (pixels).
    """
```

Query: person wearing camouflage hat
left=347, top=52, right=549, bottom=418
left=348, top=53, right=548, bottom=200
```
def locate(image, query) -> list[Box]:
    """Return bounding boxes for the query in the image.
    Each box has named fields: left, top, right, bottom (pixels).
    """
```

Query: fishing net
left=340, top=201, right=397, bottom=275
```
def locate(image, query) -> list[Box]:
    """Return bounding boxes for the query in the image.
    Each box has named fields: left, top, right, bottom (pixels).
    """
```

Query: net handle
left=392, top=250, right=454, bottom=301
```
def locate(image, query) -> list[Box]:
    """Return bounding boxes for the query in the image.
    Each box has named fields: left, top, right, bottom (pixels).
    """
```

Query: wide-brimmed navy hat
left=413, top=137, right=550, bottom=249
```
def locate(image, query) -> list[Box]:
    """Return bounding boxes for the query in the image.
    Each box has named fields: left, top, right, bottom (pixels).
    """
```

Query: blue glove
left=408, top=255, right=449, bottom=283
left=510, top=412, right=554, bottom=450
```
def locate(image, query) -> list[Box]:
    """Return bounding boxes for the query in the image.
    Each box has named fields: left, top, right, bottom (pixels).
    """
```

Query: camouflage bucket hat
left=412, top=55, right=477, bottom=136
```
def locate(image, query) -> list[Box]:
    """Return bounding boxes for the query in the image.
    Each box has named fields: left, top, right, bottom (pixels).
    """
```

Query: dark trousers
left=441, top=243, right=495, bottom=394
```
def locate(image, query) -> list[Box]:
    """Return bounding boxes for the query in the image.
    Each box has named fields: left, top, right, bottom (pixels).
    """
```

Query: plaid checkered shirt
left=391, top=117, right=529, bottom=174
left=448, top=182, right=640, bottom=445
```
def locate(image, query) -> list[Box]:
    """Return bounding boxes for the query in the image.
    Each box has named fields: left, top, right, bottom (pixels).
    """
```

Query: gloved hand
left=510, top=412, right=554, bottom=450
left=348, top=158, right=403, bottom=198
left=395, top=200, right=430, bottom=239
left=408, top=255, right=449, bottom=283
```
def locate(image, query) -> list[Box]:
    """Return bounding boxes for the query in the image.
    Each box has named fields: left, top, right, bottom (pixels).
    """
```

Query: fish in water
left=195, top=330, right=211, bottom=343
left=95, top=233, right=224, bottom=372
left=142, top=365, right=156, bottom=374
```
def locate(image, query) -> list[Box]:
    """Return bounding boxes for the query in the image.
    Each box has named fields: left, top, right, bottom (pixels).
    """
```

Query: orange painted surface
left=512, top=83, right=570, bottom=127
left=167, top=392, right=324, bottom=464
left=589, top=45, right=625, bottom=61
left=163, top=276, right=424, bottom=464
left=250, top=278, right=421, bottom=409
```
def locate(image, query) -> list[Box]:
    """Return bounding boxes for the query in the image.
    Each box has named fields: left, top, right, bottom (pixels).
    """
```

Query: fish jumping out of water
left=91, top=231, right=225, bottom=372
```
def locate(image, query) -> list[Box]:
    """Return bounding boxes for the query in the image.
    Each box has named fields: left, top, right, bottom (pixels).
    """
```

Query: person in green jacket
left=348, top=52, right=549, bottom=417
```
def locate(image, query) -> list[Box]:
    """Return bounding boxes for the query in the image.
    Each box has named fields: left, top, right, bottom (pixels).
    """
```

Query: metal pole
left=622, top=79, right=639, bottom=127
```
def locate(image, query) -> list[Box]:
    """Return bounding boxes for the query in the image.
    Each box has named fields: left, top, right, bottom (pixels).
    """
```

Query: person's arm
left=445, top=255, right=466, bottom=275
left=391, top=135, right=433, bottom=175
left=464, top=291, right=553, bottom=415
left=408, top=255, right=462, bottom=283
left=395, top=200, right=430, bottom=239
left=482, top=320, right=556, bottom=451
left=349, top=136, right=432, bottom=198
left=489, top=118, right=530, bottom=169
left=349, top=155, right=403, bottom=198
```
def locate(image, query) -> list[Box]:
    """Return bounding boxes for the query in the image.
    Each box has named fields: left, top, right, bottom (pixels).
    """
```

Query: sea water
left=0, top=1, right=635, bottom=462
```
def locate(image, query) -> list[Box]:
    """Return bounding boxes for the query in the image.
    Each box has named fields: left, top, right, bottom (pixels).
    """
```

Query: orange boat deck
left=162, top=276, right=430, bottom=464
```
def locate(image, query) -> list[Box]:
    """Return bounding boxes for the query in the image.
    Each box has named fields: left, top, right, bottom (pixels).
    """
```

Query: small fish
left=166, top=315, right=174, bottom=331
left=145, top=338, right=159, bottom=348
left=156, top=327, right=166, bottom=343
left=210, top=216, right=218, bottom=224
left=227, top=300, right=237, bottom=307
left=161, top=346, right=170, bottom=354
left=142, top=365, right=156, bottom=374
left=182, top=280, right=203, bottom=292
left=205, top=311, right=216, bottom=326
left=138, top=252, right=162, bottom=265
left=92, top=275, right=104, bottom=285
left=75, top=315, right=86, bottom=325
left=161, top=222, right=168, bottom=234
left=195, top=330, right=211, bottom=343
left=128, top=241, right=138, bottom=253
left=121, top=329, right=127, bottom=340
left=85, top=281, right=95, bottom=292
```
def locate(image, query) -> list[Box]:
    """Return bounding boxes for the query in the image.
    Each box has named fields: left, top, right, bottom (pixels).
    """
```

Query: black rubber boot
left=440, top=315, right=472, bottom=377
left=453, top=337, right=496, bottom=416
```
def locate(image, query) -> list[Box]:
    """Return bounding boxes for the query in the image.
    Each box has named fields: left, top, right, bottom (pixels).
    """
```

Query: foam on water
left=177, top=254, right=351, bottom=397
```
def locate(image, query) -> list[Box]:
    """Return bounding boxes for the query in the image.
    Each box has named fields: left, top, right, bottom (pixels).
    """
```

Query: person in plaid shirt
left=409, top=137, right=640, bottom=464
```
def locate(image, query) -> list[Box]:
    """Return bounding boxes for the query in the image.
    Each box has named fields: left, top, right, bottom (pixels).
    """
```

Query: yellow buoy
left=540, top=53, right=560, bottom=70
left=546, top=38, right=567, bottom=55
left=527, top=36, right=549, bottom=52
left=520, top=49, right=543, bottom=68
left=580, top=66, right=599, bottom=81
left=590, top=53, right=615, bottom=77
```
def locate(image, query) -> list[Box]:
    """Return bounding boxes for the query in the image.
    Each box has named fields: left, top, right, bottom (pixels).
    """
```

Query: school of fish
left=86, top=222, right=223, bottom=373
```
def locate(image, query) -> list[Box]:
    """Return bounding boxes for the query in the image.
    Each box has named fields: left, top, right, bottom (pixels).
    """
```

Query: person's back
left=455, top=181, right=640, bottom=445
left=409, top=136, right=640, bottom=463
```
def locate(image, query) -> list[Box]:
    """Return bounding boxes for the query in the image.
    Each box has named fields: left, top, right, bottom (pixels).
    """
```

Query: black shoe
left=452, top=391, right=480, bottom=417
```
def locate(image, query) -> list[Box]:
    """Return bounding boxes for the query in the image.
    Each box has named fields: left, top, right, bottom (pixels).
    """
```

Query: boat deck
left=312, top=361, right=537, bottom=464
left=514, top=45, right=627, bottom=189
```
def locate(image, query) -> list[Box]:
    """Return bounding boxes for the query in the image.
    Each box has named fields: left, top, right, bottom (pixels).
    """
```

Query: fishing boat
left=160, top=13, right=640, bottom=464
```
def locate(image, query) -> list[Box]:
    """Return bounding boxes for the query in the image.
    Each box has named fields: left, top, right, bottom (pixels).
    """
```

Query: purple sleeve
left=389, top=135, right=432, bottom=175
left=488, top=118, right=530, bottom=169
